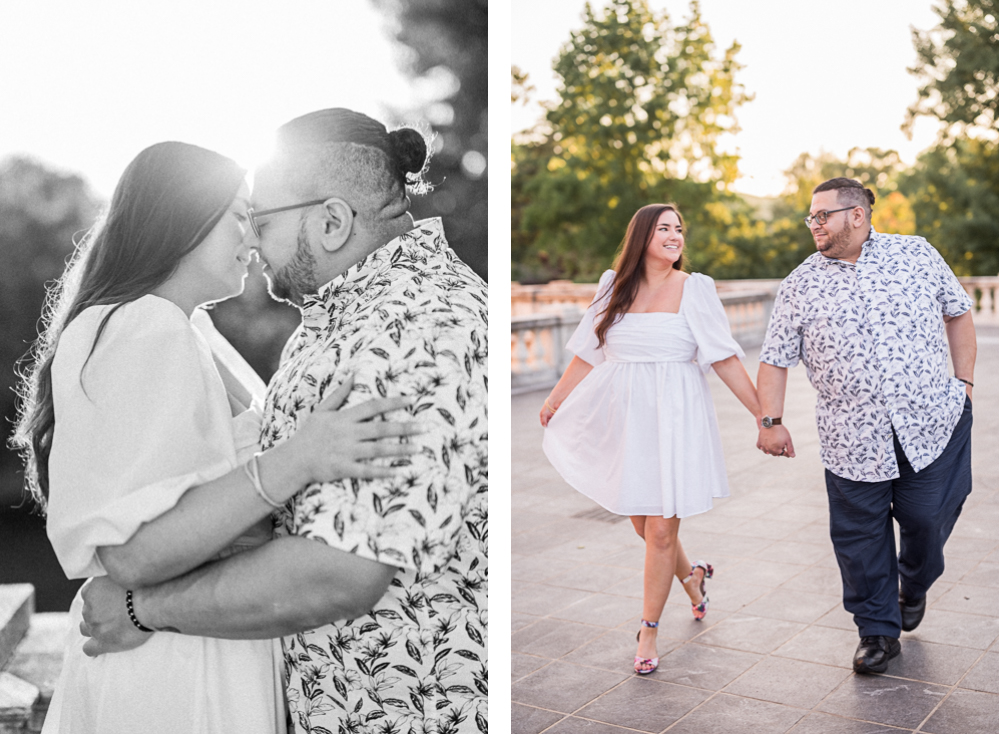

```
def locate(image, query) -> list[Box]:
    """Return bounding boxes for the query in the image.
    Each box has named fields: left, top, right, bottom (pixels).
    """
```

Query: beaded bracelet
left=243, top=452, right=283, bottom=509
left=126, top=589, right=153, bottom=633
left=956, top=377, right=974, bottom=388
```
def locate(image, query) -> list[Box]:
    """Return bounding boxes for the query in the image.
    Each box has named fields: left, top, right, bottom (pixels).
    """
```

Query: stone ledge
left=0, top=590, right=69, bottom=734
left=0, top=586, right=33, bottom=672
left=0, top=672, right=39, bottom=733
left=5, top=613, right=69, bottom=705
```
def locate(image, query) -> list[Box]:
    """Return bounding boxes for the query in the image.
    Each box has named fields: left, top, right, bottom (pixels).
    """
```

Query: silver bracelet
left=243, top=452, right=283, bottom=509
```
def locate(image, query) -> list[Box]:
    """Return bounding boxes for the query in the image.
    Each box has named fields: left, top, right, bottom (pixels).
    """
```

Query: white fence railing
left=511, top=276, right=998, bottom=395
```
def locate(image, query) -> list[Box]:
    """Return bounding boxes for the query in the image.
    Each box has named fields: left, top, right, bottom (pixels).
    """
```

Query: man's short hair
left=813, top=177, right=876, bottom=220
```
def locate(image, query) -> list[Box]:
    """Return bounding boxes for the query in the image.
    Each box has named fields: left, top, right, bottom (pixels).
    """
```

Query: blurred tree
left=512, top=0, right=750, bottom=282
left=898, top=0, right=998, bottom=276
left=699, top=148, right=917, bottom=281
left=899, top=137, right=999, bottom=275
left=511, top=65, right=534, bottom=104
left=374, top=0, right=488, bottom=280
left=904, top=0, right=998, bottom=142
left=0, top=157, right=100, bottom=485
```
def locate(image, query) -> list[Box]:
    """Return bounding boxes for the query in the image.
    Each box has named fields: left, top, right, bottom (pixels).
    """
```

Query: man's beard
left=264, top=227, right=319, bottom=307
left=815, top=217, right=852, bottom=259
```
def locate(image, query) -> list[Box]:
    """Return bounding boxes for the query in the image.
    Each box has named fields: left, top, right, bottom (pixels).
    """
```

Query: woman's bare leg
left=630, top=515, right=647, bottom=540
left=634, top=515, right=681, bottom=670
left=673, top=541, right=706, bottom=605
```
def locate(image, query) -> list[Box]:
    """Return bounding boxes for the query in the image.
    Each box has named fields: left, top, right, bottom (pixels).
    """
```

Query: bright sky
left=512, top=0, right=945, bottom=197
left=0, top=1, right=443, bottom=199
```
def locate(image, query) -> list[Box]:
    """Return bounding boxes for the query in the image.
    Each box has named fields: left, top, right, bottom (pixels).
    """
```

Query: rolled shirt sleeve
left=759, top=276, right=803, bottom=369
left=926, top=242, right=974, bottom=317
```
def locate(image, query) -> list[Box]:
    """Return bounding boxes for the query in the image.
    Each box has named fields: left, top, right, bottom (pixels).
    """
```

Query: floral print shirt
left=260, top=219, right=488, bottom=734
left=760, top=228, right=972, bottom=482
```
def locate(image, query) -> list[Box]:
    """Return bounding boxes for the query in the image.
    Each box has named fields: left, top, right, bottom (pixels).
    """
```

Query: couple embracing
left=13, top=108, right=488, bottom=733
left=541, top=177, right=976, bottom=677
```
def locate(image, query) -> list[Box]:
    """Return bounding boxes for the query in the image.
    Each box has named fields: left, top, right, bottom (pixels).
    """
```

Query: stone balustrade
left=512, top=276, right=998, bottom=394
left=0, top=585, right=67, bottom=733
left=960, top=276, right=998, bottom=324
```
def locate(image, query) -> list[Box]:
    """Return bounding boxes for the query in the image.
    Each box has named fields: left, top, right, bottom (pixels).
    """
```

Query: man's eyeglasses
left=803, top=207, right=857, bottom=227
left=246, top=199, right=357, bottom=238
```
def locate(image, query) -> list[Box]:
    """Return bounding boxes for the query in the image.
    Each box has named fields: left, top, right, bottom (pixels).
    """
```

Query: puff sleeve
left=682, top=273, right=745, bottom=372
left=47, top=296, right=237, bottom=579
left=564, top=269, right=616, bottom=367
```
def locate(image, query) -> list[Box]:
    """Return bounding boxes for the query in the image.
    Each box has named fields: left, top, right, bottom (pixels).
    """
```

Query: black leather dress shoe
left=853, top=636, right=901, bottom=674
left=900, top=595, right=927, bottom=632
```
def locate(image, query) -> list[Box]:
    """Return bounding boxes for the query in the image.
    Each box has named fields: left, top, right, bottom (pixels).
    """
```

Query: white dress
left=42, top=295, right=286, bottom=734
left=543, top=271, right=744, bottom=518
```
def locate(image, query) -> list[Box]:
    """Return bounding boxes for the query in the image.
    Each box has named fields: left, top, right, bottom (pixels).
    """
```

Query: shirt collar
left=300, top=218, right=446, bottom=330
left=811, top=226, right=880, bottom=269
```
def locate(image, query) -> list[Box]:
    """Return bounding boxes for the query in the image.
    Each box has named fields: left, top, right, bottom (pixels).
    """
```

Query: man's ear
left=316, top=198, right=354, bottom=253
left=852, top=206, right=869, bottom=229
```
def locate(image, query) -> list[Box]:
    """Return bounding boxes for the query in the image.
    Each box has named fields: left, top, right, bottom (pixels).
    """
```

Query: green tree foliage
left=899, top=137, right=998, bottom=275
left=512, top=0, right=750, bottom=282
left=904, top=0, right=998, bottom=141
left=512, top=65, right=534, bottom=104
left=374, top=0, right=488, bottom=280
left=744, top=148, right=912, bottom=278
left=899, top=0, right=998, bottom=276
left=0, top=158, right=100, bottom=476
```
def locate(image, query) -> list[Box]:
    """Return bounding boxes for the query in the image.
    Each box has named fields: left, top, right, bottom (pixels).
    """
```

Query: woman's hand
left=539, top=397, right=559, bottom=427
left=267, top=375, right=423, bottom=493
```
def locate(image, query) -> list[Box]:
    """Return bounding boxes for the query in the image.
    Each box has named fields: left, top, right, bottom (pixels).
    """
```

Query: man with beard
left=79, top=109, right=488, bottom=733
left=755, top=177, right=976, bottom=674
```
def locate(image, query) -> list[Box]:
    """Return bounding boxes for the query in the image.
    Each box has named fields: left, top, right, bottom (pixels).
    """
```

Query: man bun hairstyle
left=275, top=108, right=431, bottom=195
left=813, top=177, right=876, bottom=220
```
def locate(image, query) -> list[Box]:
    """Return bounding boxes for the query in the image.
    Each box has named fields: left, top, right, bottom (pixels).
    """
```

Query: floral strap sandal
left=634, top=619, right=659, bottom=675
left=683, top=561, right=714, bottom=621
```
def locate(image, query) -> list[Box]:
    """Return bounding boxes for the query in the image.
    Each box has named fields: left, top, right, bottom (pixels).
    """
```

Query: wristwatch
left=761, top=416, right=782, bottom=429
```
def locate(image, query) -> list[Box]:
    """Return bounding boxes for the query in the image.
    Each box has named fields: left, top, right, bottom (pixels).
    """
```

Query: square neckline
left=623, top=275, right=691, bottom=316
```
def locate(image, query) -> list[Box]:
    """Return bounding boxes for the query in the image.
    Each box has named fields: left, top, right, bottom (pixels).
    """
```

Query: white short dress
left=42, top=295, right=286, bottom=734
left=543, top=270, right=744, bottom=518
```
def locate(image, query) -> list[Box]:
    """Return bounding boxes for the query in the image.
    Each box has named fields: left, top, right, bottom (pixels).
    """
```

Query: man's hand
left=80, top=576, right=153, bottom=657
left=757, top=424, right=796, bottom=458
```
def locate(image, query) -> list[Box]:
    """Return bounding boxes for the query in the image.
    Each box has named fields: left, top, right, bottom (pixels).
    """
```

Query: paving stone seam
left=908, top=646, right=1000, bottom=732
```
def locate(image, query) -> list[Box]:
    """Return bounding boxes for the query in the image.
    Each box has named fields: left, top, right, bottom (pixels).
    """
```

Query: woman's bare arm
left=540, top=356, right=595, bottom=426
left=711, top=354, right=762, bottom=424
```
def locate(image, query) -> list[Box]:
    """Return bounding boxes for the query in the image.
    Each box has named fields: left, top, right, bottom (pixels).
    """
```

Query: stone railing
left=0, top=584, right=67, bottom=733
left=511, top=276, right=998, bottom=394
left=959, top=276, right=998, bottom=324
left=511, top=284, right=779, bottom=395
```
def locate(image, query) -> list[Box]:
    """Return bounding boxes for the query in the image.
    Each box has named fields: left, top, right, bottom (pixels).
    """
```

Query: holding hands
left=757, top=422, right=795, bottom=458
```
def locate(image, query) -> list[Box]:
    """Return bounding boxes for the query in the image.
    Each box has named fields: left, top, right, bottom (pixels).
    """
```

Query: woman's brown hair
left=594, top=204, right=685, bottom=348
left=11, top=142, right=245, bottom=510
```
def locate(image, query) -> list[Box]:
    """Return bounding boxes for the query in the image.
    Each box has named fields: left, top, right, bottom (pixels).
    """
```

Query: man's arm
left=756, top=362, right=795, bottom=457
left=944, top=310, right=976, bottom=398
left=82, top=537, right=397, bottom=656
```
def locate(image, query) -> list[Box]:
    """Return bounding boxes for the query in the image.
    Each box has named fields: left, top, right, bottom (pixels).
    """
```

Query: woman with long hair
left=540, top=204, right=762, bottom=675
left=11, top=142, right=419, bottom=733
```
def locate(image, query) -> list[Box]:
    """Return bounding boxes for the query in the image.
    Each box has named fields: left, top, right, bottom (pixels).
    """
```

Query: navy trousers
left=824, top=398, right=973, bottom=638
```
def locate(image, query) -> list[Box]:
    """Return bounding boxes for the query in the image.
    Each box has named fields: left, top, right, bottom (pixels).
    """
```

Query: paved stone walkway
left=511, top=328, right=998, bottom=734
